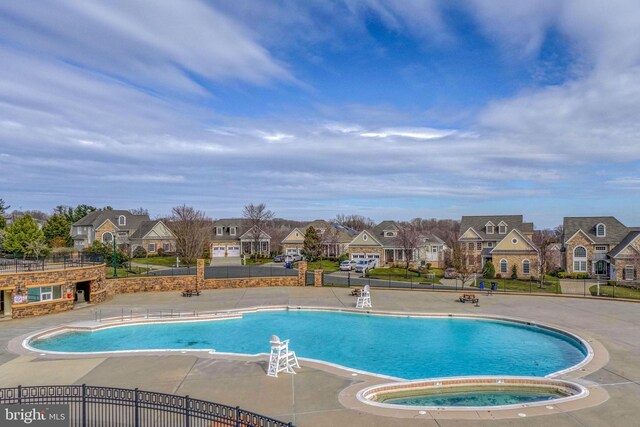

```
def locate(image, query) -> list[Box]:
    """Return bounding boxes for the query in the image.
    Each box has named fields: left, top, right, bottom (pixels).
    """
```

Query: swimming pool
left=30, top=310, right=588, bottom=380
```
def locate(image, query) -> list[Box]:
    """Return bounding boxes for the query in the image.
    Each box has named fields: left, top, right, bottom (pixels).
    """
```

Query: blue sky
left=1, top=0, right=640, bottom=228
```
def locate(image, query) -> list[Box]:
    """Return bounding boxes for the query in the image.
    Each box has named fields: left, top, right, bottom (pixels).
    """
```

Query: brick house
left=346, top=221, right=446, bottom=267
left=210, top=219, right=270, bottom=259
left=562, top=217, right=639, bottom=280
left=280, top=220, right=357, bottom=257
left=458, top=215, right=539, bottom=279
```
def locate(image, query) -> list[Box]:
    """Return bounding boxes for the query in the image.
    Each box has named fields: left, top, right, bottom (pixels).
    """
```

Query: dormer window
left=498, top=221, right=507, bottom=234
left=230, top=227, right=236, bottom=236
left=317, top=228, right=325, bottom=234
left=385, top=231, right=396, bottom=237
left=118, top=215, right=126, bottom=226
left=485, top=222, right=494, bottom=234
left=216, top=227, right=223, bottom=236
left=596, top=223, right=606, bottom=237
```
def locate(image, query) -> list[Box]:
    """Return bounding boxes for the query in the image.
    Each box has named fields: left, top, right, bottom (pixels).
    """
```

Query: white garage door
left=351, top=253, right=365, bottom=260
left=286, top=248, right=299, bottom=255
left=227, top=246, right=240, bottom=257
left=366, top=253, right=380, bottom=267
left=212, top=246, right=225, bottom=257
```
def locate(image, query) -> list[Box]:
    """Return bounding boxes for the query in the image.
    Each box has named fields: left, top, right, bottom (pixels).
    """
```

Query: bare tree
left=168, top=205, right=212, bottom=266
left=394, top=222, right=420, bottom=277
left=452, top=242, right=480, bottom=289
left=243, top=203, right=274, bottom=260
left=533, top=228, right=560, bottom=283
left=320, top=226, right=340, bottom=260
left=333, top=214, right=375, bottom=232
left=130, top=207, right=149, bottom=216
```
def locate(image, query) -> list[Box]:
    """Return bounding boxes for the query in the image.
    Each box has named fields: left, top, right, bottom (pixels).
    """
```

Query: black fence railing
left=0, top=255, right=105, bottom=274
left=131, top=265, right=299, bottom=279
left=0, top=385, right=293, bottom=427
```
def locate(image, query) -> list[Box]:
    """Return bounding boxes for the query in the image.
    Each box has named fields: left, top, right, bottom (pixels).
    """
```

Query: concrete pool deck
left=0, top=287, right=639, bottom=426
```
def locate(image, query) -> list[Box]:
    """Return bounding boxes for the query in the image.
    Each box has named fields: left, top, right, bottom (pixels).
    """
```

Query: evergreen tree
left=43, top=213, right=73, bottom=247
left=302, top=226, right=322, bottom=261
left=0, top=198, right=9, bottom=229
left=511, top=264, right=518, bottom=280
left=4, top=215, right=46, bottom=256
left=482, top=260, right=495, bottom=279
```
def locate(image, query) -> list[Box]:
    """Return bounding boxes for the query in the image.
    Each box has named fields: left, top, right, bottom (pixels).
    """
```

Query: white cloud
left=359, top=127, right=455, bottom=140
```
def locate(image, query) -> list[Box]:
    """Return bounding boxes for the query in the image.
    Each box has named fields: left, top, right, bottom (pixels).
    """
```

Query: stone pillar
left=314, top=269, right=323, bottom=287
left=298, top=261, right=308, bottom=286
left=197, top=259, right=205, bottom=290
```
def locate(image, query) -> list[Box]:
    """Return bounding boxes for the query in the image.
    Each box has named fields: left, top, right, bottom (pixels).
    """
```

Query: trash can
left=285, top=262, right=291, bottom=269
left=76, top=289, right=85, bottom=302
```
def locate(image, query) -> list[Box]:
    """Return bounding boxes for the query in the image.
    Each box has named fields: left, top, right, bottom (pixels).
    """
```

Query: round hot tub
left=358, top=377, right=588, bottom=410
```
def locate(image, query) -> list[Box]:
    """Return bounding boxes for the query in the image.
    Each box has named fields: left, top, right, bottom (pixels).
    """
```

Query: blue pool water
left=382, top=390, right=560, bottom=406
left=32, top=311, right=587, bottom=379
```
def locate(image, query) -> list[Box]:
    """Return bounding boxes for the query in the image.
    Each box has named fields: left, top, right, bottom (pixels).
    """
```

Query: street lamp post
left=112, top=234, right=117, bottom=278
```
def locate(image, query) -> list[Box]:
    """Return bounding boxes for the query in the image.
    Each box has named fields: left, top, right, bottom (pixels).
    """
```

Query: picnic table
left=459, top=293, right=479, bottom=303
left=181, top=289, right=201, bottom=297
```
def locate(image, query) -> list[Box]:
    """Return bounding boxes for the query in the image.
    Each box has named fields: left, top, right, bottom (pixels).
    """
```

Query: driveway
left=209, top=256, right=241, bottom=266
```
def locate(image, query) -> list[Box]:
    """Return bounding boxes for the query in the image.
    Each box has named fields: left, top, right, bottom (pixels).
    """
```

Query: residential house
left=280, top=220, right=357, bottom=258
left=458, top=215, right=539, bottom=279
left=210, top=219, right=271, bottom=258
left=129, top=220, right=176, bottom=254
left=562, top=217, right=640, bottom=281
left=346, top=221, right=446, bottom=267
left=71, top=210, right=156, bottom=252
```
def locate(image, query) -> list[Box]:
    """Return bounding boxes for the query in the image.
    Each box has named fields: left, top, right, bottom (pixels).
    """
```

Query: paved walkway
left=210, top=256, right=242, bottom=266
left=560, top=279, right=596, bottom=296
left=1, top=288, right=639, bottom=426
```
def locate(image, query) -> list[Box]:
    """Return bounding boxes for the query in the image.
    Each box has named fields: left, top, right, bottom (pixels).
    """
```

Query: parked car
left=292, top=254, right=304, bottom=262
left=354, top=259, right=377, bottom=274
left=444, top=268, right=458, bottom=279
left=272, top=254, right=285, bottom=263
left=339, top=260, right=356, bottom=271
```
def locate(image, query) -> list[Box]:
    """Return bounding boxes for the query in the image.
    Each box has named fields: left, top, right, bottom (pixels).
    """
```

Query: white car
left=339, top=260, right=356, bottom=271
left=354, top=259, right=376, bottom=273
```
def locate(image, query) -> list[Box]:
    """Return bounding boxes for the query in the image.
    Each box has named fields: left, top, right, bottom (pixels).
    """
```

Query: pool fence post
left=82, top=384, right=87, bottom=427
left=17, top=385, right=21, bottom=404
left=185, top=395, right=190, bottom=427
left=347, top=272, right=350, bottom=288
left=134, top=388, right=139, bottom=427
left=235, top=405, right=241, bottom=427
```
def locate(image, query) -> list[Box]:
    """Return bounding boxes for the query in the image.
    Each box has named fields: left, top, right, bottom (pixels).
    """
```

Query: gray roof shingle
left=459, top=215, right=532, bottom=241
left=562, top=217, right=629, bottom=245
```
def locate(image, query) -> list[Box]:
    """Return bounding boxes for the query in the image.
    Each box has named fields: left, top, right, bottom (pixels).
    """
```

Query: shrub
left=426, top=262, right=432, bottom=271
left=133, top=246, right=147, bottom=258
left=495, top=273, right=502, bottom=279
left=338, top=254, right=348, bottom=262
left=156, top=247, right=165, bottom=257
left=482, top=260, right=495, bottom=279
left=511, top=264, right=518, bottom=280
left=557, top=272, right=567, bottom=279
left=570, top=273, right=590, bottom=279
left=530, top=275, right=536, bottom=281
left=607, top=280, right=616, bottom=286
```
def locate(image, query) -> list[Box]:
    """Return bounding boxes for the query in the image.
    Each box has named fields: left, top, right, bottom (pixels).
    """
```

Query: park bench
left=459, top=293, right=479, bottom=304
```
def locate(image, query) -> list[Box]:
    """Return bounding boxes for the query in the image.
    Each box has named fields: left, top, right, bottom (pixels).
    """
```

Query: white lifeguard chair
left=267, top=335, right=300, bottom=378
left=356, top=285, right=372, bottom=308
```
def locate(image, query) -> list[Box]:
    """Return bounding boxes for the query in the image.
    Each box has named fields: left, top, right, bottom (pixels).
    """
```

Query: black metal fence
left=0, top=255, right=104, bottom=274
left=0, top=385, right=293, bottom=427
left=136, top=265, right=299, bottom=279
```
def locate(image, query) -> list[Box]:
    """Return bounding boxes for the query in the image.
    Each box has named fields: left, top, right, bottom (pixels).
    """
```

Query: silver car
left=339, top=260, right=356, bottom=271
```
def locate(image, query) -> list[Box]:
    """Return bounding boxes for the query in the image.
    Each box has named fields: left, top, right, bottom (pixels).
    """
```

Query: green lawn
left=105, top=266, right=150, bottom=278
left=474, top=278, right=561, bottom=294
left=243, top=257, right=272, bottom=265
left=367, top=267, right=443, bottom=283
left=589, top=284, right=640, bottom=299
left=307, top=260, right=340, bottom=272
left=131, top=257, right=187, bottom=267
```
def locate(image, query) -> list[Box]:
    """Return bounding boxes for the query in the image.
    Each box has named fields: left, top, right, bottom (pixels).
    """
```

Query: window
left=230, top=227, right=236, bottom=236
left=487, top=242, right=494, bottom=248
left=486, top=225, right=494, bottom=234
left=102, top=232, right=113, bottom=243
left=498, top=223, right=507, bottom=234
left=573, top=246, right=587, bottom=272
left=216, top=227, right=223, bottom=236
left=623, top=266, right=635, bottom=281
left=28, top=285, right=62, bottom=303
left=500, top=259, right=507, bottom=274
left=476, top=242, right=482, bottom=250
left=118, top=215, right=126, bottom=226
left=522, top=259, right=530, bottom=275
left=511, top=238, right=518, bottom=244
left=163, top=242, right=171, bottom=251
left=148, top=243, right=156, bottom=252
left=468, top=242, right=474, bottom=250
left=596, top=223, right=606, bottom=237
left=431, top=246, right=438, bottom=252
left=595, top=246, right=607, bottom=252
left=363, top=234, right=368, bottom=241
